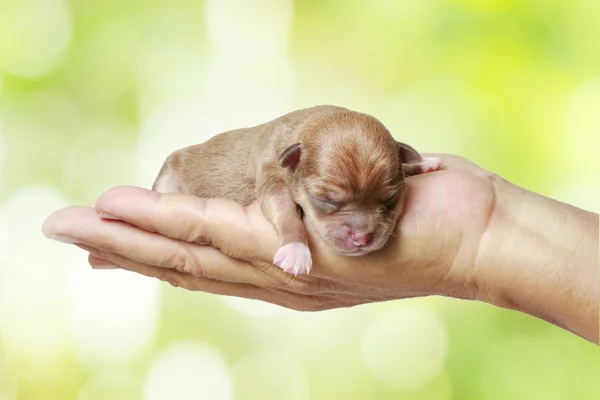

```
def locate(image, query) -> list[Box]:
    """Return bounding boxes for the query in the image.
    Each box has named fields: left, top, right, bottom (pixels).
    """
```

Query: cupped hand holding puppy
left=42, top=154, right=599, bottom=344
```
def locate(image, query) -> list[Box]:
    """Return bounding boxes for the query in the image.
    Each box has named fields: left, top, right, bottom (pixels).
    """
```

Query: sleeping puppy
left=152, top=105, right=441, bottom=275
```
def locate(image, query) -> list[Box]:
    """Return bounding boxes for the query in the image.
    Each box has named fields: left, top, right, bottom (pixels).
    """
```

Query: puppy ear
left=278, top=143, right=303, bottom=170
left=396, top=141, right=422, bottom=164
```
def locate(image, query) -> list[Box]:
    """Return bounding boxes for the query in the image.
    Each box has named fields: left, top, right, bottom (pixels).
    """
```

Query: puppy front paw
left=273, top=242, right=312, bottom=275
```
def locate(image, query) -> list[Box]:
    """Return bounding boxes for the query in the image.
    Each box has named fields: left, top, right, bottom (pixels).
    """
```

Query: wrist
left=471, top=175, right=525, bottom=307
left=472, top=175, right=599, bottom=343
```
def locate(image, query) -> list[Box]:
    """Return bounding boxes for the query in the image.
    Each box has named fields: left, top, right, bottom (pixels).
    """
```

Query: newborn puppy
left=152, top=105, right=441, bottom=275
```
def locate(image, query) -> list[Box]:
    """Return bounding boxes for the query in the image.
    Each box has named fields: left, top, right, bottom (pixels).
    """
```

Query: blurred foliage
left=0, top=0, right=599, bottom=399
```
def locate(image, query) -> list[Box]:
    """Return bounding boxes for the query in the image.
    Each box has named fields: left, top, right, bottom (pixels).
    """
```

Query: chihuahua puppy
left=152, top=105, right=441, bottom=275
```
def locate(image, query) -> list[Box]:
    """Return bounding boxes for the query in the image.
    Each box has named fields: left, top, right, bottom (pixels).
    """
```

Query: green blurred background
left=0, top=0, right=599, bottom=399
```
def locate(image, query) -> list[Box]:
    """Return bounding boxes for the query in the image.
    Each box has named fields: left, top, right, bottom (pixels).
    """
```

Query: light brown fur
left=153, top=105, right=435, bottom=274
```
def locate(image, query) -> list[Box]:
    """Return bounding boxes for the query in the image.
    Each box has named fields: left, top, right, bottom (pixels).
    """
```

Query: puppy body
left=153, top=105, right=440, bottom=275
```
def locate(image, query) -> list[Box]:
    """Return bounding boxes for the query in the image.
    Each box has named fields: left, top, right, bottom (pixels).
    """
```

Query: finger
left=84, top=243, right=386, bottom=305
left=81, top=245, right=333, bottom=311
left=88, top=254, right=119, bottom=269
left=79, top=241, right=344, bottom=298
left=94, top=186, right=278, bottom=262
left=43, top=206, right=276, bottom=285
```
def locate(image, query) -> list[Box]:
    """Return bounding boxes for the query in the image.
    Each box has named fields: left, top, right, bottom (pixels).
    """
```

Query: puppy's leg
left=402, top=157, right=443, bottom=177
left=258, top=172, right=311, bottom=275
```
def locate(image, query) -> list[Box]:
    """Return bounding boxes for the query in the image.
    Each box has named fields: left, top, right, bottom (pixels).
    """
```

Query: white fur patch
left=272, top=242, right=312, bottom=275
left=419, top=157, right=442, bottom=174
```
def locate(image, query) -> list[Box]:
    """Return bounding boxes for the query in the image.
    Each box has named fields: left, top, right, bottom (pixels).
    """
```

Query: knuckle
left=166, top=278, right=181, bottom=288
left=156, top=194, right=209, bottom=243
left=159, top=270, right=199, bottom=290
left=164, top=249, right=185, bottom=273
left=157, top=269, right=183, bottom=288
left=163, top=245, right=200, bottom=276
left=184, top=199, right=212, bottom=243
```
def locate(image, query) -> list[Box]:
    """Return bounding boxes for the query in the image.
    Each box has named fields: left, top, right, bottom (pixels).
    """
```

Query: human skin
left=41, top=154, right=600, bottom=344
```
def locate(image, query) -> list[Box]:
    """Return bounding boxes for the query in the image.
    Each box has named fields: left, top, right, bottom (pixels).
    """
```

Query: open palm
left=42, top=154, right=497, bottom=310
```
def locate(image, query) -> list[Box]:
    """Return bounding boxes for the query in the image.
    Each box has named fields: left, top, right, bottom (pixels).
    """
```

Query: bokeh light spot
left=0, top=113, right=4, bottom=195
left=270, top=308, right=368, bottom=352
left=61, top=119, right=136, bottom=204
left=135, top=99, right=219, bottom=187
left=450, top=0, right=519, bottom=12
left=0, top=0, right=72, bottom=77
left=66, top=17, right=141, bottom=101
left=78, top=370, right=142, bottom=400
left=0, top=90, right=81, bottom=191
left=223, top=296, right=286, bottom=318
left=143, top=341, right=233, bottom=400
left=232, top=349, right=310, bottom=400
left=205, top=0, right=294, bottom=59
left=0, top=185, right=76, bottom=382
left=0, top=347, right=18, bottom=400
left=203, top=54, right=297, bottom=131
left=69, top=267, right=160, bottom=371
left=480, top=335, right=569, bottom=400
left=380, top=82, right=476, bottom=155
left=204, top=0, right=296, bottom=131
left=567, top=77, right=600, bottom=169
left=362, top=304, right=448, bottom=391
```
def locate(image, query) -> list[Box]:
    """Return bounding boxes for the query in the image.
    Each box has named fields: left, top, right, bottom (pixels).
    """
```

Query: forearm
left=475, top=176, right=599, bottom=344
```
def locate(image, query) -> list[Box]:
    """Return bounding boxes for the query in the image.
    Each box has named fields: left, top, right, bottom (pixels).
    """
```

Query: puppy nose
left=351, top=232, right=373, bottom=247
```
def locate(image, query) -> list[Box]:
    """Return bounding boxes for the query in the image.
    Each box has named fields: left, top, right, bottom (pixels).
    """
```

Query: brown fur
left=153, top=105, right=425, bottom=261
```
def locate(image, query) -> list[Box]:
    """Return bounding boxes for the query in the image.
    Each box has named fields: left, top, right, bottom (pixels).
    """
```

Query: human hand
left=42, top=154, right=496, bottom=311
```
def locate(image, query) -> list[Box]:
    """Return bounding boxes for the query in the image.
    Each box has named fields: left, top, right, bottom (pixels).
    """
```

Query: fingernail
left=98, top=212, right=120, bottom=220
left=49, top=235, right=80, bottom=244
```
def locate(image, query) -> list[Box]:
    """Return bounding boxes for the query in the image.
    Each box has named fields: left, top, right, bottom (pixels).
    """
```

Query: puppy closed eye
left=310, top=194, right=338, bottom=212
left=382, top=197, right=398, bottom=211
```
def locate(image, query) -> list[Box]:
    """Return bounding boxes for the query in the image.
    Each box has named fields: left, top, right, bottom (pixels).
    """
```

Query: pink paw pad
left=273, top=242, right=312, bottom=275
left=419, top=157, right=443, bottom=174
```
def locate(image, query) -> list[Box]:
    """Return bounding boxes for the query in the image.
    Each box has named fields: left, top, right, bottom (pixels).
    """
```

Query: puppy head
left=278, top=111, right=421, bottom=256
